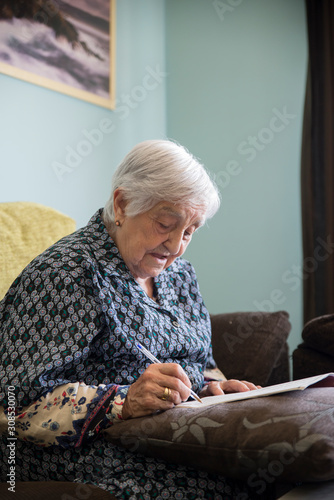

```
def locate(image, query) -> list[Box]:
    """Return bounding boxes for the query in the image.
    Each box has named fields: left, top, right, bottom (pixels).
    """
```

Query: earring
left=115, top=220, right=121, bottom=227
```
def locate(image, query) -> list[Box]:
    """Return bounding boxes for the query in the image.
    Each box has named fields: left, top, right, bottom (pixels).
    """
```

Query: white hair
left=103, top=139, right=220, bottom=226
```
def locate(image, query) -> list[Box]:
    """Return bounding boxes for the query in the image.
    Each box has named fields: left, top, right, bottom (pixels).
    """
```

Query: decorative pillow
left=293, top=344, right=334, bottom=379
left=302, top=314, right=334, bottom=357
left=210, top=311, right=291, bottom=386
left=104, top=388, right=334, bottom=489
left=0, top=202, right=76, bottom=300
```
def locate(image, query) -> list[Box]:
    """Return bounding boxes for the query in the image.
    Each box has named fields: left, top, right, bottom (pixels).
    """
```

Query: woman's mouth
left=150, top=253, right=168, bottom=262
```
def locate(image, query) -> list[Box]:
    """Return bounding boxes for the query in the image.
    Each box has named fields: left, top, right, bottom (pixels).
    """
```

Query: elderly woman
left=0, top=140, right=258, bottom=498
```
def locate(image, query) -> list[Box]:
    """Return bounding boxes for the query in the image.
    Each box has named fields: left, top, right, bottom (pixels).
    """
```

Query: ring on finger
left=160, top=386, right=171, bottom=401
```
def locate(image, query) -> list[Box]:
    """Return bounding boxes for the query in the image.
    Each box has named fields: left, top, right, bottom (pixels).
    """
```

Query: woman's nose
left=165, top=231, right=183, bottom=255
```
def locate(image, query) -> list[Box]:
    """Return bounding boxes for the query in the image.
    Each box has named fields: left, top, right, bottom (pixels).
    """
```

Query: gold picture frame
left=0, top=0, right=116, bottom=109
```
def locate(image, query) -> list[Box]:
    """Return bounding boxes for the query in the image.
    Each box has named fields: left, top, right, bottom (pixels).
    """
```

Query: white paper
left=179, top=372, right=334, bottom=408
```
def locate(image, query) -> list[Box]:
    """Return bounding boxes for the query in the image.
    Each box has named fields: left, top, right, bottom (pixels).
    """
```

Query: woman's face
left=113, top=193, right=205, bottom=281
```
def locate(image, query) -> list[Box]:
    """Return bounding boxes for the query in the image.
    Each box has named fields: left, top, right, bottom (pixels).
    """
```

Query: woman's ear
left=113, top=188, right=127, bottom=223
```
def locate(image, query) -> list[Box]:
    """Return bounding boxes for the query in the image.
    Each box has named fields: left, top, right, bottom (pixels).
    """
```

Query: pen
left=136, top=341, right=203, bottom=404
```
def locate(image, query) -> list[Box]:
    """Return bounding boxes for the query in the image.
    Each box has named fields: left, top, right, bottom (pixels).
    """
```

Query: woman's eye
left=158, top=222, right=169, bottom=230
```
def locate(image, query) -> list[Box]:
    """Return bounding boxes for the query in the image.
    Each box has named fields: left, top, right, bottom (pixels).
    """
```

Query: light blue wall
left=165, top=0, right=308, bottom=357
left=0, top=0, right=166, bottom=229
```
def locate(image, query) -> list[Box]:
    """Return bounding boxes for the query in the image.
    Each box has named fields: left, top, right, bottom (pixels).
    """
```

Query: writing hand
left=122, top=363, right=192, bottom=419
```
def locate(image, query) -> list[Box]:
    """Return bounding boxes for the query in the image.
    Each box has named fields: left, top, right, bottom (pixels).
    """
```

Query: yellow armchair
left=0, top=202, right=76, bottom=300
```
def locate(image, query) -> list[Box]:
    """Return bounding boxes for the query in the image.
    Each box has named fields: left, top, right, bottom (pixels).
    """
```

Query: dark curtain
left=302, top=0, right=334, bottom=324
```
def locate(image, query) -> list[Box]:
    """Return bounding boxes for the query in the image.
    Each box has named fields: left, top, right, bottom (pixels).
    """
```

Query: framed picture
left=0, top=0, right=116, bottom=109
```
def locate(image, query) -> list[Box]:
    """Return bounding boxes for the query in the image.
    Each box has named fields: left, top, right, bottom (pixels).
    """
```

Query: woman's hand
left=199, top=379, right=261, bottom=398
left=122, top=363, right=192, bottom=419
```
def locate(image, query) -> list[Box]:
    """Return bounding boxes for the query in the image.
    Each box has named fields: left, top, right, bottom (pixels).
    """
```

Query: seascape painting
left=0, top=0, right=115, bottom=108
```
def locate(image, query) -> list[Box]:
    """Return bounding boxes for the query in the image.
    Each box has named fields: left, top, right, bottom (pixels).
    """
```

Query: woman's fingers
left=156, top=363, right=192, bottom=388
left=200, top=379, right=261, bottom=398
left=199, top=381, right=224, bottom=397
left=221, top=379, right=257, bottom=393
left=122, top=363, right=192, bottom=419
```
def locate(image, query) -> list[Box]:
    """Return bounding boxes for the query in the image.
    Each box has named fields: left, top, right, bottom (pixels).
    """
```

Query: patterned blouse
left=0, top=209, right=215, bottom=449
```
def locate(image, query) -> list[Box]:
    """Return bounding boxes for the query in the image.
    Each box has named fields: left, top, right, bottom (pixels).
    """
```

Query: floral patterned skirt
left=0, top=436, right=277, bottom=499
